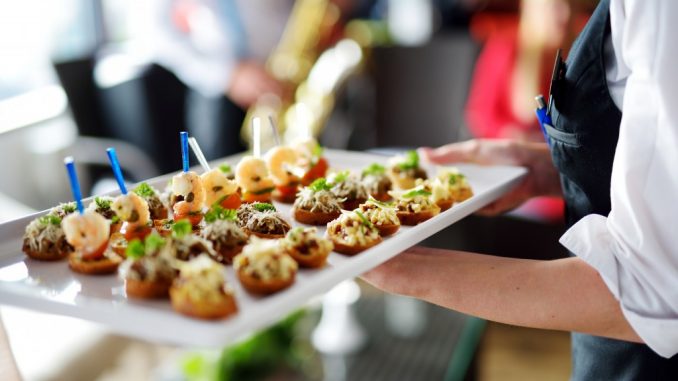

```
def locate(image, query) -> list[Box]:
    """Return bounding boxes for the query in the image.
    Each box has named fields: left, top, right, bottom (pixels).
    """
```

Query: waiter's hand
left=420, top=139, right=562, bottom=216
left=227, top=61, right=287, bottom=109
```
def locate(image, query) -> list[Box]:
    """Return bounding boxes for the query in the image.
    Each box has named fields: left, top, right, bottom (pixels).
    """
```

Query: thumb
left=419, top=141, right=477, bottom=164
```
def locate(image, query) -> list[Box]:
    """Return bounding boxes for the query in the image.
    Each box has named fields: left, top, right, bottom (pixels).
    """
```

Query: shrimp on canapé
left=62, top=210, right=110, bottom=259
left=113, top=192, right=153, bottom=241
left=291, top=137, right=328, bottom=186
left=201, top=168, right=241, bottom=209
left=172, top=171, right=206, bottom=225
left=266, top=146, right=302, bottom=203
left=112, top=193, right=150, bottom=225
left=236, top=156, right=275, bottom=203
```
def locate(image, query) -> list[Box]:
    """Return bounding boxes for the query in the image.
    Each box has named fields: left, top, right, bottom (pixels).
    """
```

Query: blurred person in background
left=150, top=0, right=293, bottom=159
left=463, top=0, right=591, bottom=222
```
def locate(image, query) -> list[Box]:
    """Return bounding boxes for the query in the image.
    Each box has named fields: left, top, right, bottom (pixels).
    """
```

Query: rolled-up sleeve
left=559, top=0, right=678, bottom=358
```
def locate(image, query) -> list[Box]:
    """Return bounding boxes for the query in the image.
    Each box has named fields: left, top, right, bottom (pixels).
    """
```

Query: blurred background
left=0, top=0, right=596, bottom=380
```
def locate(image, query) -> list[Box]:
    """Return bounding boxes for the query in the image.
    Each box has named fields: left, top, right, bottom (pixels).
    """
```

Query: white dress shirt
left=559, top=0, right=678, bottom=358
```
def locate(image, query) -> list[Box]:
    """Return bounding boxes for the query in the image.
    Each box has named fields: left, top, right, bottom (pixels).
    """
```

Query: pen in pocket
left=535, top=94, right=552, bottom=147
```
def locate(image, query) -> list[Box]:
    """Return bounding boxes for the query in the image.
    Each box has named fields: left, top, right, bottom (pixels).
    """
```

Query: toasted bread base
left=341, top=198, right=367, bottom=211
left=293, top=208, right=340, bottom=226
left=330, top=236, right=382, bottom=256
left=68, top=253, right=121, bottom=275
left=244, top=229, right=286, bottom=240
left=125, top=278, right=172, bottom=299
left=437, top=199, right=454, bottom=211
left=286, top=247, right=329, bottom=268
left=397, top=210, right=438, bottom=226
left=23, top=241, right=71, bottom=261
left=452, top=188, right=473, bottom=203
left=375, top=223, right=400, bottom=237
left=238, top=270, right=295, bottom=295
left=169, top=287, right=238, bottom=320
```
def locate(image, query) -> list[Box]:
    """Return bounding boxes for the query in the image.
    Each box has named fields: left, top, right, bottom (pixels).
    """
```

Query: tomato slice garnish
left=122, top=222, right=153, bottom=242
left=302, top=157, right=328, bottom=186
left=219, top=193, right=242, bottom=210
left=80, top=241, right=109, bottom=261
left=276, top=184, right=299, bottom=197
left=174, top=211, right=204, bottom=226
left=242, top=191, right=272, bottom=203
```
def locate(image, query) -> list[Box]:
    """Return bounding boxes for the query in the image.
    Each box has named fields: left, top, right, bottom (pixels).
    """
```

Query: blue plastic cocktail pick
left=106, top=147, right=128, bottom=195
left=64, top=157, right=85, bottom=214
left=180, top=131, right=189, bottom=172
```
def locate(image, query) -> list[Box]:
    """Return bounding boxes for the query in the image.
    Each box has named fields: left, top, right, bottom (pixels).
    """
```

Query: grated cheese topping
left=358, top=200, right=399, bottom=226
left=294, top=188, right=342, bottom=213
left=174, top=255, right=234, bottom=303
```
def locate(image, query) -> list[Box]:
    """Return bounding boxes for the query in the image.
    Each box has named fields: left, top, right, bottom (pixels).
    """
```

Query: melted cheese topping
left=391, top=190, right=440, bottom=214
left=233, top=238, right=297, bottom=281
left=174, top=255, right=233, bottom=303
left=283, top=227, right=334, bottom=256
left=327, top=211, right=380, bottom=246
left=294, top=188, right=342, bottom=213
left=358, top=201, right=399, bottom=226
left=416, top=178, right=452, bottom=204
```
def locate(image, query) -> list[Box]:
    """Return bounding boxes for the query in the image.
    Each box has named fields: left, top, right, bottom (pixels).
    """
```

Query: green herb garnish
left=367, top=196, right=394, bottom=208
left=125, top=239, right=145, bottom=259
left=355, top=210, right=374, bottom=229
left=94, top=196, right=112, bottom=210
left=312, top=144, right=324, bottom=158
left=38, top=214, right=62, bottom=226
left=111, top=215, right=120, bottom=224
left=362, top=163, right=385, bottom=177
left=219, top=164, right=232, bottom=173
left=171, top=220, right=193, bottom=238
left=60, top=203, right=77, bottom=215
left=145, top=234, right=166, bottom=253
left=448, top=173, right=466, bottom=185
left=309, top=178, right=332, bottom=192
left=402, top=188, right=432, bottom=199
left=330, top=170, right=349, bottom=184
left=204, top=206, right=237, bottom=223
left=396, top=150, right=419, bottom=171
left=133, top=182, right=156, bottom=198
left=253, top=203, right=276, bottom=212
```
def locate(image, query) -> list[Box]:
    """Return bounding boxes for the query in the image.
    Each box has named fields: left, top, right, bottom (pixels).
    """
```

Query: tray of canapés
left=0, top=131, right=525, bottom=346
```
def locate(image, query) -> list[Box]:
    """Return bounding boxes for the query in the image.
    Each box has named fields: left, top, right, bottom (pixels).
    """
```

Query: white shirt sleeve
left=559, top=0, right=678, bottom=358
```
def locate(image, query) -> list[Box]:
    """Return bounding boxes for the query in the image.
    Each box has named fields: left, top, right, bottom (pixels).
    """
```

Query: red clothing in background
left=465, top=19, right=563, bottom=222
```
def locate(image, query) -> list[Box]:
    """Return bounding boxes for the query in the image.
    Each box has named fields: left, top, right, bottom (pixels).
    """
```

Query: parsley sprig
left=309, top=178, right=332, bottom=192
left=204, top=206, right=237, bottom=223
left=362, top=163, right=385, bottom=177
left=253, top=203, right=276, bottom=212
left=125, top=233, right=167, bottom=259
left=38, top=214, right=61, bottom=226
left=171, top=220, right=193, bottom=238
left=133, top=182, right=156, bottom=198
left=396, top=150, right=420, bottom=171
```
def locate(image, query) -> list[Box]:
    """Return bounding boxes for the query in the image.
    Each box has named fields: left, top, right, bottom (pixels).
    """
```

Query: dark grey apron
left=547, top=0, right=678, bottom=379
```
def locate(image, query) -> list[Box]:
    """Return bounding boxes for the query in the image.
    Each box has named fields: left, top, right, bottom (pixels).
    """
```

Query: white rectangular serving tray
left=0, top=149, right=525, bottom=347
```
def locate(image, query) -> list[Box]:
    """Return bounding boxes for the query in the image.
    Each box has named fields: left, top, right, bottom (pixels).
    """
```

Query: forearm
left=365, top=246, right=640, bottom=342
